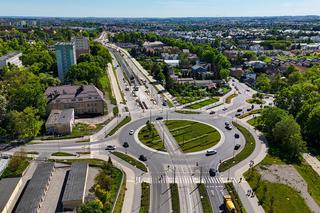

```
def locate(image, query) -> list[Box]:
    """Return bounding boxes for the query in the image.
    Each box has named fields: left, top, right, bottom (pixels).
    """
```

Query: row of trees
left=257, top=65, right=320, bottom=161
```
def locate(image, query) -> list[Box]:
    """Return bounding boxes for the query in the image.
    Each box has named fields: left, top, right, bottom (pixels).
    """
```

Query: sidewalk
left=303, top=153, right=320, bottom=176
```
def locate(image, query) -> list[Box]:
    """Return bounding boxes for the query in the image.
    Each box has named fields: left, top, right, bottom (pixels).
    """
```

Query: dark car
left=247, top=108, right=252, bottom=112
left=209, top=111, right=215, bottom=115
left=226, top=125, right=233, bottom=130
left=209, top=168, right=216, bottom=177
left=237, top=109, right=243, bottom=112
left=105, top=145, right=116, bottom=150
left=235, top=113, right=241, bottom=117
left=234, top=133, right=240, bottom=138
left=156, top=116, right=164, bottom=120
left=123, top=142, right=129, bottom=148
left=234, top=144, right=241, bottom=150
left=139, top=155, right=147, bottom=161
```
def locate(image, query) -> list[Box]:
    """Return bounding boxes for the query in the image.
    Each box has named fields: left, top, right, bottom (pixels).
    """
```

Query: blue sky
left=1, top=0, right=320, bottom=17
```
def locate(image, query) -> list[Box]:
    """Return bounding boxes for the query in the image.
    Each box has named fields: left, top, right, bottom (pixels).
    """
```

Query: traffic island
left=197, top=183, right=213, bottom=213
left=111, top=151, right=148, bottom=172
left=164, top=120, right=221, bottom=153
left=140, top=182, right=150, bottom=213
left=138, top=122, right=166, bottom=152
left=170, top=183, right=180, bottom=213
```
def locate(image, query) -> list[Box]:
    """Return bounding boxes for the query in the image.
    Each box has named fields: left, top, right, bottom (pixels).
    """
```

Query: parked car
left=123, top=142, right=129, bottom=148
left=105, top=145, right=116, bottom=150
left=129, top=130, right=134, bottom=135
left=234, top=133, right=240, bottom=139
left=209, top=168, right=217, bottom=177
left=139, top=155, right=147, bottom=161
left=206, top=150, right=217, bottom=156
left=234, top=144, right=241, bottom=150
left=156, top=116, right=164, bottom=120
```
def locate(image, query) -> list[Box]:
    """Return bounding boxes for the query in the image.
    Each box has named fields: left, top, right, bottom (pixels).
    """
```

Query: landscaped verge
left=51, top=152, right=76, bottom=157
left=111, top=151, right=148, bottom=172
left=165, top=120, right=221, bottom=153
left=113, top=172, right=127, bottom=213
left=107, top=116, right=131, bottom=136
left=140, top=182, right=150, bottom=213
left=197, top=183, right=213, bottom=213
left=219, top=122, right=256, bottom=172
left=1, top=154, right=29, bottom=178
left=225, top=93, right=238, bottom=104
left=175, top=110, right=201, bottom=115
left=238, top=109, right=262, bottom=119
left=225, top=182, right=246, bottom=213
left=185, top=97, right=219, bottom=109
left=138, top=122, right=166, bottom=152
left=170, top=183, right=180, bottom=213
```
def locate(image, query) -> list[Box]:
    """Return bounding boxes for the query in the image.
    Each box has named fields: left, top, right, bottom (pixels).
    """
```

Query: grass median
left=175, top=110, right=201, bottom=115
left=225, top=182, right=246, bottom=213
left=225, top=93, right=238, bottom=104
left=51, top=152, right=76, bottom=157
left=197, top=183, right=213, bottom=213
left=185, top=97, right=219, bottom=109
left=138, top=123, right=166, bottom=152
left=238, top=109, right=262, bottom=119
left=113, top=172, right=126, bottom=213
left=165, top=120, right=221, bottom=153
left=112, top=151, right=148, bottom=172
left=108, top=116, right=131, bottom=136
left=170, top=183, right=180, bottom=213
left=218, top=122, right=256, bottom=172
left=140, top=182, right=150, bottom=213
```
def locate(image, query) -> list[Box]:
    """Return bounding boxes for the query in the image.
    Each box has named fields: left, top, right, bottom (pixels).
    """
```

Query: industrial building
left=14, top=162, right=55, bottom=213
left=62, top=162, right=89, bottom=210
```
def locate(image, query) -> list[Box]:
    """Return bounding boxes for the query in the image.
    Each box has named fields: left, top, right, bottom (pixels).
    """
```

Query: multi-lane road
left=4, top=34, right=271, bottom=213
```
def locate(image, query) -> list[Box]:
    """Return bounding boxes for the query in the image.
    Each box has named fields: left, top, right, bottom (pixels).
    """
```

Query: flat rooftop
left=15, top=162, right=55, bottom=213
left=0, top=177, right=21, bottom=211
left=0, top=52, right=22, bottom=61
left=62, top=162, right=88, bottom=204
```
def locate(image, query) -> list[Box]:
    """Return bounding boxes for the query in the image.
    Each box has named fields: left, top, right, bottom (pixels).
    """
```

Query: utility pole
left=166, top=110, right=168, bottom=121
left=200, top=166, right=202, bottom=184
left=174, top=166, right=176, bottom=184
left=149, top=109, right=152, bottom=123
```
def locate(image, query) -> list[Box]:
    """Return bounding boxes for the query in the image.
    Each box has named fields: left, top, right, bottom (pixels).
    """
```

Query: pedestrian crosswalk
left=133, top=175, right=229, bottom=185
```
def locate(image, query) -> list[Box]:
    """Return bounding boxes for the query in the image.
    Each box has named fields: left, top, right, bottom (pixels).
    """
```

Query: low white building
left=45, top=109, right=75, bottom=135
left=164, top=60, right=179, bottom=67
left=0, top=52, right=23, bottom=69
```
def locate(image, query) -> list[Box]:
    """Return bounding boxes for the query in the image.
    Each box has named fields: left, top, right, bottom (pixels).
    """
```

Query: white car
left=129, top=130, right=134, bottom=135
left=206, top=150, right=217, bottom=156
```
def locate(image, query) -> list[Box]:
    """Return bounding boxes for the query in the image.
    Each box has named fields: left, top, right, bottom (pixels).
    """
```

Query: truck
left=224, top=195, right=236, bottom=213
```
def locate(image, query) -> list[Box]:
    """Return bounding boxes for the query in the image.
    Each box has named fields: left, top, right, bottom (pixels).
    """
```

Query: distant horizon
left=1, top=15, right=319, bottom=19
left=1, top=0, right=320, bottom=18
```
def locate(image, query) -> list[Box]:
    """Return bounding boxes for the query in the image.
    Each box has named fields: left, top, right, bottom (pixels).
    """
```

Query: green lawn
left=244, top=168, right=311, bottom=213
left=185, top=97, right=219, bottom=109
left=140, top=182, right=150, bottom=213
left=51, top=152, right=76, bottom=157
left=138, top=123, right=166, bottom=152
left=225, top=182, right=246, bottom=213
left=247, top=117, right=261, bottom=128
left=175, top=110, right=201, bottom=115
left=43, top=122, right=104, bottom=140
left=238, top=109, right=262, bottom=119
left=219, top=122, right=256, bottom=172
left=1, top=155, right=29, bottom=178
left=51, top=158, right=106, bottom=167
left=197, top=183, right=213, bottom=213
left=294, top=162, right=320, bottom=206
left=170, top=183, right=180, bottom=213
left=165, top=120, right=221, bottom=153
left=225, top=93, right=238, bottom=104
left=260, top=154, right=285, bottom=165
left=108, top=116, right=131, bottom=136
left=246, top=98, right=266, bottom=105
left=113, top=172, right=126, bottom=213
left=166, top=99, right=174, bottom=108
left=112, top=151, right=148, bottom=172
left=175, top=96, right=202, bottom=105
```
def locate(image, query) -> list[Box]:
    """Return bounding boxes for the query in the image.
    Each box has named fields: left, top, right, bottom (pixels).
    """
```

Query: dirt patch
left=257, top=164, right=320, bottom=212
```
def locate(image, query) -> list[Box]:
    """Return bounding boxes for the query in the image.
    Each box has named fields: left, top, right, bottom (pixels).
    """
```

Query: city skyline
left=1, top=0, right=320, bottom=18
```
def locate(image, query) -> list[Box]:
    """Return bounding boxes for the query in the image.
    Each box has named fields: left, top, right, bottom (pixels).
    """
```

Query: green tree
left=273, top=117, right=306, bottom=162
left=219, top=68, right=230, bottom=80
left=260, top=107, right=289, bottom=137
left=256, top=74, right=271, bottom=92
left=9, top=107, right=43, bottom=139
left=78, top=199, right=104, bottom=213
left=243, top=51, right=257, bottom=61
left=0, top=95, right=7, bottom=123
left=305, top=103, right=320, bottom=147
